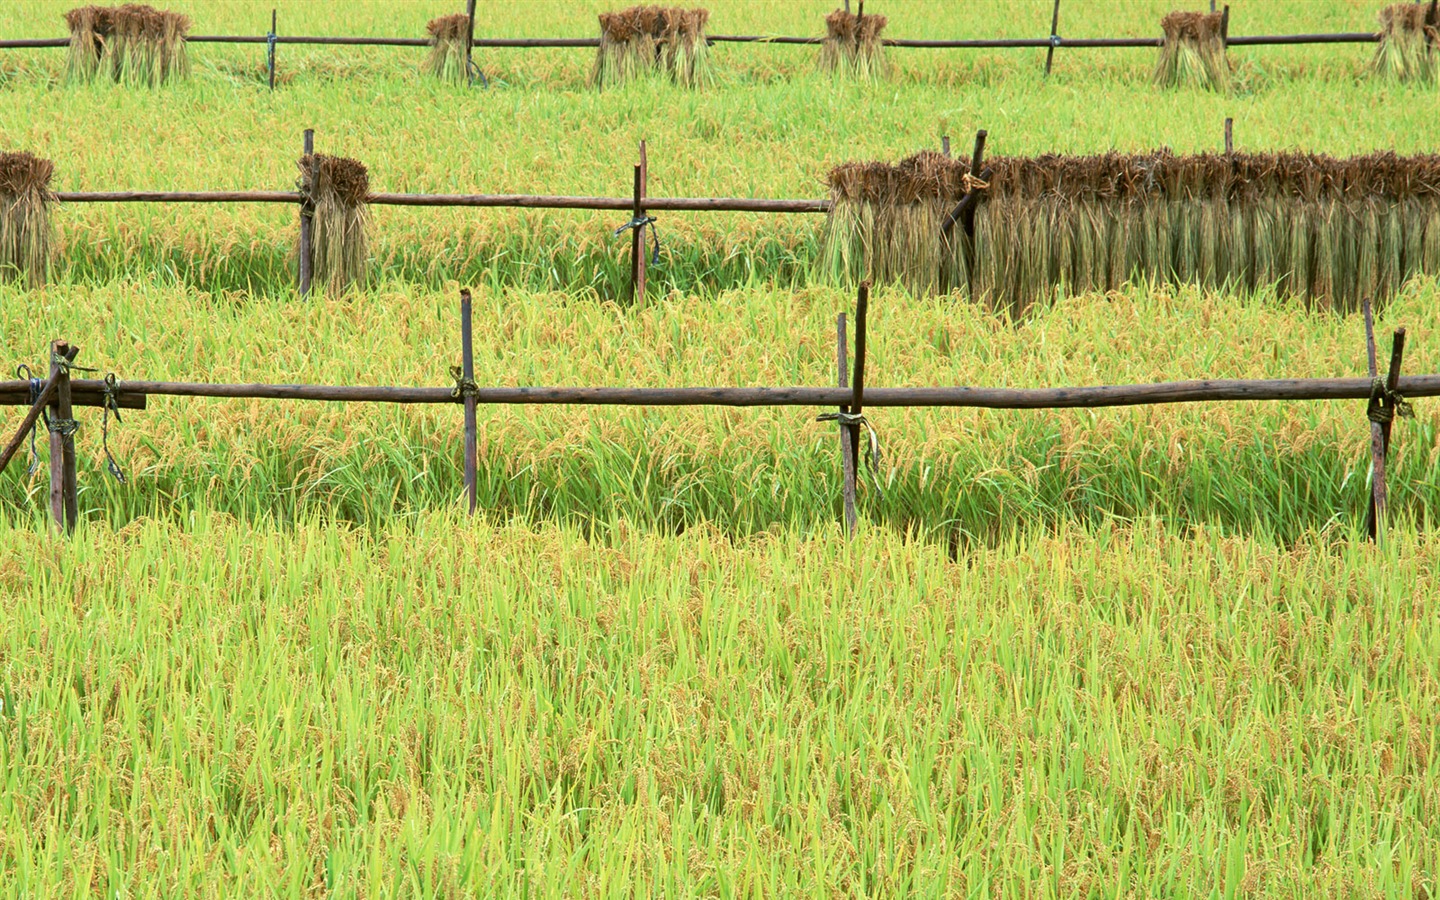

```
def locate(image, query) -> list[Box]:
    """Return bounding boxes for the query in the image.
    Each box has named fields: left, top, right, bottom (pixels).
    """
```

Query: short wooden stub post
left=464, top=0, right=479, bottom=86
left=1045, top=0, right=1061, bottom=76
left=267, top=9, right=277, bottom=90
left=298, top=128, right=315, bottom=297
left=847, top=282, right=870, bottom=512
left=836, top=313, right=857, bottom=535
left=630, top=139, right=648, bottom=303
left=460, top=288, right=479, bottom=515
left=941, top=136, right=950, bottom=157
left=1224, top=117, right=1233, bottom=155
left=48, top=341, right=79, bottom=534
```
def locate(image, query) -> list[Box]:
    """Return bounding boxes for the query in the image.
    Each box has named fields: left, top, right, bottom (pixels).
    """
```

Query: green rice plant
left=299, top=153, right=370, bottom=295
left=818, top=8, right=888, bottom=81
left=1371, top=1, right=1438, bottom=83
left=591, top=6, right=712, bottom=89
left=1154, top=10, right=1230, bottom=91
left=0, top=151, right=54, bottom=286
left=424, top=13, right=470, bottom=84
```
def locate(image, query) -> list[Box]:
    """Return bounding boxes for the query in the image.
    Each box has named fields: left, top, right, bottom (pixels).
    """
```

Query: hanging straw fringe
left=592, top=6, right=712, bottom=88
left=64, top=4, right=190, bottom=86
left=822, top=149, right=1440, bottom=315
left=1372, top=2, right=1438, bottom=82
left=1154, top=10, right=1228, bottom=91
left=0, top=152, right=56, bottom=287
left=425, top=14, right=470, bottom=83
left=298, top=154, right=370, bottom=295
left=819, top=9, right=888, bottom=80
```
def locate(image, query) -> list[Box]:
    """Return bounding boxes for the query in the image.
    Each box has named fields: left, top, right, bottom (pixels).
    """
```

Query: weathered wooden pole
left=1220, top=5, right=1231, bottom=44
left=48, top=341, right=79, bottom=533
left=847, top=282, right=870, bottom=488
left=836, top=313, right=857, bottom=535
left=1364, top=306, right=1407, bottom=543
left=941, top=135, right=950, bottom=157
left=1045, top=0, right=1061, bottom=75
left=630, top=140, right=648, bottom=303
left=267, top=9, right=277, bottom=90
left=464, top=0, right=478, bottom=86
left=460, top=288, right=478, bottom=514
left=942, top=129, right=989, bottom=237
left=1224, top=117, right=1233, bottom=155
left=0, top=377, right=58, bottom=477
left=298, top=128, right=315, bottom=297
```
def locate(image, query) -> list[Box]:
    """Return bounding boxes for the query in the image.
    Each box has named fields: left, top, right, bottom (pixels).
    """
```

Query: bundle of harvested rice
left=592, top=6, right=711, bottom=88
left=822, top=151, right=966, bottom=298
left=1371, top=1, right=1438, bottom=82
left=819, top=8, right=888, bottom=80
left=0, top=152, right=56, bottom=287
left=822, top=150, right=1440, bottom=315
left=1154, top=10, right=1228, bottom=90
left=426, top=13, right=471, bottom=83
left=64, top=4, right=190, bottom=86
left=298, top=154, right=370, bottom=295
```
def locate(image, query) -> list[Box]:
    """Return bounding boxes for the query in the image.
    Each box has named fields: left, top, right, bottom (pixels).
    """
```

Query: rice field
left=3, top=1, right=1440, bottom=895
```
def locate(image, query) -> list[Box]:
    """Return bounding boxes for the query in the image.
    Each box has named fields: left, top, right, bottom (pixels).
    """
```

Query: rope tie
left=816, top=409, right=885, bottom=496
left=1367, top=378, right=1414, bottom=425
left=614, top=214, right=661, bottom=265
left=450, top=366, right=479, bottom=399
left=50, top=351, right=97, bottom=378
left=1049, top=34, right=1062, bottom=47
left=47, top=417, right=78, bottom=438
left=961, top=173, right=990, bottom=193
left=100, top=373, right=127, bottom=484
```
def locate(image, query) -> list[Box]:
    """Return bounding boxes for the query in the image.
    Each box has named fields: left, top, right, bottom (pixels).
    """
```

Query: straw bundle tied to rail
left=0, top=152, right=56, bottom=287
left=425, top=13, right=470, bottom=83
left=1371, top=1, right=1439, bottom=82
left=592, top=6, right=711, bottom=88
left=1154, top=10, right=1228, bottom=90
left=64, top=4, right=191, bottom=86
left=299, top=154, right=370, bottom=295
left=819, top=8, right=888, bottom=80
left=823, top=150, right=1440, bottom=315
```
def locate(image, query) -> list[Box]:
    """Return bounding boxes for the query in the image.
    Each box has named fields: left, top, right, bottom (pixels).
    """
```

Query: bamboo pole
left=298, top=129, right=315, bottom=297
left=0, top=377, right=58, bottom=477
left=836, top=313, right=857, bottom=535
left=460, top=289, right=478, bottom=515
left=7, top=375, right=1440, bottom=409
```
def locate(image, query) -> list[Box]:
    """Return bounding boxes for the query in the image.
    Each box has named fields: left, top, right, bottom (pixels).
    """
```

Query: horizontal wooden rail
left=0, top=31, right=1383, bottom=52
left=49, top=190, right=829, bottom=213
left=6, top=376, right=1439, bottom=411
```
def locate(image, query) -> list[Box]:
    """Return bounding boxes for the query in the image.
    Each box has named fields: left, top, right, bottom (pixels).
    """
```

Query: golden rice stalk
left=0, top=152, right=57, bottom=287
left=819, top=9, right=889, bottom=81
left=67, top=4, right=189, bottom=85
left=1154, top=11, right=1229, bottom=91
left=592, top=6, right=711, bottom=88
left=425, top=13, right=471, bottom=84
left=1371, top=2, right=1438, bottom=82
left=63, top=6, right=112, bottom=81
left=299, top=154, right=370, bottom=295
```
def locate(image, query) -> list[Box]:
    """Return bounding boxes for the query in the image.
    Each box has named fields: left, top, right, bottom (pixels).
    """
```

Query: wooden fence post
left=1220, top=5, right=1230, bottom=44
left=1224, top=117, right=1233, bottom=155
left=942, top=129, right=989, bottom=238
left=464, top=0, right=479, bottom=86
left=941, top=136, right=950, bottom=157
left=267, top=9, right=277, bottom=90
left=836, top=313, right=857, bottom=535
left=1045, top=0, right=1061, bottom=76
left=460, top=288, right=478, bottom=515
left=630, top=139, right=648, bottom=303
left=298, top=128, right=314, bottom=297
left=847, top=282, right=870, bottom=498
left=47, top=341, right=79, bottom=534
left=1364, top=302, right=1407, bottom=543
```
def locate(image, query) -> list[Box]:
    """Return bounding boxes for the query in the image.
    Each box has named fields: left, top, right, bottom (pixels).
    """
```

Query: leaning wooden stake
left=631, top=140, right=648, bottom=303
left=460, top=288, right=478, bottom=514
left=836, top=312, right=857, bottom=535
left=0, top=376, right=58, bottom=477
left=48, top=341, right=79, bottom=533
left=298, top=128, right=315, bottom=297
left=941, top=129, right=988, bottom=237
